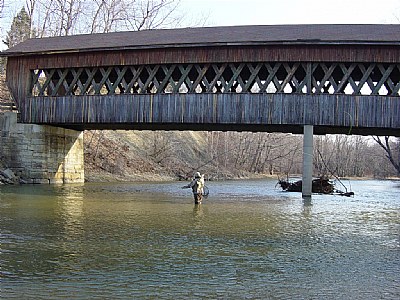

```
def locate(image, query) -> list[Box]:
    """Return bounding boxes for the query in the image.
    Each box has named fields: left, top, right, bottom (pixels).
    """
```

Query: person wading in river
left=182, top=172, right=205, bottom=204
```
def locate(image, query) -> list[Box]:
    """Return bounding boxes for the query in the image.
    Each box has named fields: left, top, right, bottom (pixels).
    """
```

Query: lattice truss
left=31, top=62, right=400, bottom=96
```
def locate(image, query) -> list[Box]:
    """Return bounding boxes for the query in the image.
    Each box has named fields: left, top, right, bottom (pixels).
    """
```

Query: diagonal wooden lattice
left=31, top=62, right=400, bottom=97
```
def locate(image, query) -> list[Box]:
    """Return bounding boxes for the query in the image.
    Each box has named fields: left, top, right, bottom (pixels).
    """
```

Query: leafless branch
left=372, top=136, right=400, bottom=175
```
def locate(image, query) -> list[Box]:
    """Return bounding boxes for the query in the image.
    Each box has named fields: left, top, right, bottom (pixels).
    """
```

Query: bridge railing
left=30, top=62, right=400, bottom=97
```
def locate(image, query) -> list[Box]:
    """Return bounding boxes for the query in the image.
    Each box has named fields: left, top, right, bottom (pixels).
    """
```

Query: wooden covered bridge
left=3, top=24, right=400, bottom=135
left=2, top=24, right=400, bottom=194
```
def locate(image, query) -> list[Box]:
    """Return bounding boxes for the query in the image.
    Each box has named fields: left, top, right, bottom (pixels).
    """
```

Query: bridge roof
left=2, top=24, right=400, bottom=56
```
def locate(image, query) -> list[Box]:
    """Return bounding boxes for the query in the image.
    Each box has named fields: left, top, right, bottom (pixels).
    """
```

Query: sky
left=179, top=0, right=400, bottom=26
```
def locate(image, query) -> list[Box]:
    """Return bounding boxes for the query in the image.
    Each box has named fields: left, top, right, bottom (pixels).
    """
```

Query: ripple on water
left=0, top=179, right=399, bottom=299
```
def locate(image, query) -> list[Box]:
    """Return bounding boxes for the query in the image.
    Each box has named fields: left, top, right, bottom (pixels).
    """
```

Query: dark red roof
left=2, top=24, right=400, bottom=56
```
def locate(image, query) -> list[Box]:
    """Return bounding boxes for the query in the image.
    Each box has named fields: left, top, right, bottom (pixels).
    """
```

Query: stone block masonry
left=0, top=112, right=84, bottom=184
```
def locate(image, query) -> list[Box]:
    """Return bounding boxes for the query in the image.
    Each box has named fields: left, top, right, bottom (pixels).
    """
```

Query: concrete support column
left=302, top=125, right=313, bottom=198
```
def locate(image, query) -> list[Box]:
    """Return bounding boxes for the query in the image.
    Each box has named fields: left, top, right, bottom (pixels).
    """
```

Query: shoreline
left=1, top=165, right=399, bottom=186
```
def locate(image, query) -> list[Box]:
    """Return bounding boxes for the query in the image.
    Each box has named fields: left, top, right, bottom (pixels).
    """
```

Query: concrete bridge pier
left=0, top=112, right=84, bottom=184
left=302, top=125, right=314, bottom=198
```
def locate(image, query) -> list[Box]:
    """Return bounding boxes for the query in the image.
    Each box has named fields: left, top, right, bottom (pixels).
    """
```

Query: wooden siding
left=7, top=45, right=400, bottom=71
left=21, top=94, right=400, bottom=136
left=5, top=58, right=30, bottom=109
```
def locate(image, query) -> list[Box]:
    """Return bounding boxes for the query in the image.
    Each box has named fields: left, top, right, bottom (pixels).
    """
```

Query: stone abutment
left=0, top=112, right=84, bottom=184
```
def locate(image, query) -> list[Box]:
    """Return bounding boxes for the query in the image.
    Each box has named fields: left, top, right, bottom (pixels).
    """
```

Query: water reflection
left=192, top=204, right=204, bottom=223
left=53, top=184, right=87, bottom=271
left=56, top=184, right=85, bottom=238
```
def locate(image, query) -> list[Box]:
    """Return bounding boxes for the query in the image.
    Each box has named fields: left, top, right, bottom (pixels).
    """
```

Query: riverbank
left=0, top=165, right=27, bottom=185
left=82, top=130, right=274, bottom=183
left=2, top=161, right=397, bottom=186
left=0, top=168, right=18, bottom=184
left=0, top=157, right=274, bottom=184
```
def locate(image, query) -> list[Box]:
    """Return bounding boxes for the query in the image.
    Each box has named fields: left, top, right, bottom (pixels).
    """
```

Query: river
left=0, top=179, right=399, bottom=299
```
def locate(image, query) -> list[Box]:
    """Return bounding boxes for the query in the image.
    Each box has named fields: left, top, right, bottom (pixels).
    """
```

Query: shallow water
left=0, top=179, right=399, bottom=299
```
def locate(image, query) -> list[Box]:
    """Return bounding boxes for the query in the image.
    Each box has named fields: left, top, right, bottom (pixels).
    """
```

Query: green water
left=1, top=179, right=399, bottom=299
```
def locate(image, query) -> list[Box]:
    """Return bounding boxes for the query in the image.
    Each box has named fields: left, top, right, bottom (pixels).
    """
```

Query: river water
left=0, top=179, right=399, bottom=299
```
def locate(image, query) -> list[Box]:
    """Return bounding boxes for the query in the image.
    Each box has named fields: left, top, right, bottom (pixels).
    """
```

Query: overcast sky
left=2, top=0, right=399, bottom=35
left=180, top=0, right=400, bottom=26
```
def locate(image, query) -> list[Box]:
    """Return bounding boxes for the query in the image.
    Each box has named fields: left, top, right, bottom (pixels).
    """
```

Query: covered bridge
left=2, top=24, right=400, bottom=136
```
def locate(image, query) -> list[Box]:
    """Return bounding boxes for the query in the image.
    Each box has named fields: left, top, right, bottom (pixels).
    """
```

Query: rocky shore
left=0, top=167, right=26, bottom=185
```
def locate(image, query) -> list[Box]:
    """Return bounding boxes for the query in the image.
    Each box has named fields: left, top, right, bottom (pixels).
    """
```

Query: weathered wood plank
left=20, top=93, right=399, bottom=137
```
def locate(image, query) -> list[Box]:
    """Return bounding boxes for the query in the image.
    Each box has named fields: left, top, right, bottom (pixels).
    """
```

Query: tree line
left=83, top=130, right=400, bottom=181
left=199, top=132, right=399, bottom=178
left=0, top=1, right=399, bottom=179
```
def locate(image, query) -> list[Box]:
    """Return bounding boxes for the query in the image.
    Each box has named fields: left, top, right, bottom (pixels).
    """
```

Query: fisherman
left=182, top=172, right=205, bottom=204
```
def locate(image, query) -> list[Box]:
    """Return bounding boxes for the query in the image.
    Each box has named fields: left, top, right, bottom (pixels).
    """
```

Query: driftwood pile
left=277, top=176, right=354, bottom=197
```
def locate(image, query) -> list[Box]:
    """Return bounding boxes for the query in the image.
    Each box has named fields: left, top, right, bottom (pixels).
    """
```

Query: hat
left=194, top=172, right=201, bottom=178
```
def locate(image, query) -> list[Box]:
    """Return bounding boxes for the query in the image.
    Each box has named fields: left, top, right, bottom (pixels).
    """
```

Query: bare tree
left=25, top=0, right=183, bottom=37
left=0, top=0, right=4, bottom=16
left=34, top=0, right=84, bottom=36
left=129, top=0, right=182, bottom=31
left=25, top=0, right=37, bottom=37
left=89, top=0, right=126, bottom=33
left=314, top=135, right=365, bottom=178
left=147, top=131, right=175, bottom=164
left=222, top=132, right=303, bottom=176
left=372, top=136, right=400, bottom=176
